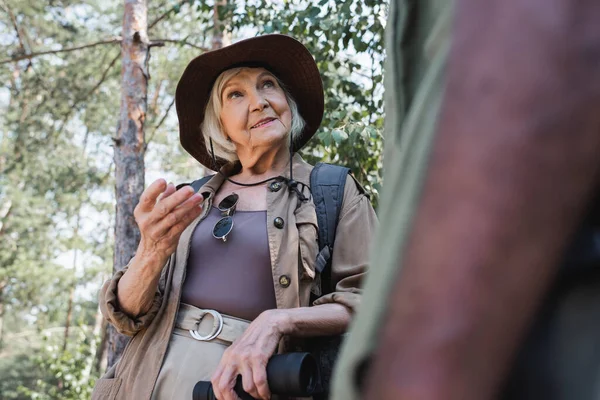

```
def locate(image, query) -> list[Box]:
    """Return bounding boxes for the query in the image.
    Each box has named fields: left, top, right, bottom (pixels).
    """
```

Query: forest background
left=0, top=0, right=387, bottom=398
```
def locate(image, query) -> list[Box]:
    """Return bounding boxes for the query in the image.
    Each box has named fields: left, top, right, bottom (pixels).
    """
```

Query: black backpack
left=183, top=162, right=355, bottom=398
left=307, top=163, right=353, bottom=399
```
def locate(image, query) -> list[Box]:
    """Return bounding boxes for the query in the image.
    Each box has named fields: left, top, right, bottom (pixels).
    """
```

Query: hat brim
left=175, top=34, right=324, bottom=170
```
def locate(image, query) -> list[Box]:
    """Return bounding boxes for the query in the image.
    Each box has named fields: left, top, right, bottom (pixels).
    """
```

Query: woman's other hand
left=134, top=179, right=204, bottom=260
left=116, top=179, right=204, bottom=317
left=211, top=310, right=290, bottom=400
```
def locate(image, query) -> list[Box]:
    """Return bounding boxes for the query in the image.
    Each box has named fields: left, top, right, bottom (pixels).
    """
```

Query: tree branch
left=53, top=51, right=121, bottom=140
left=145, top=97, right=175, bottom=150
left=1, top=0, right=28, bottom=54
left=152, top=38, right=209, bottom=52
left=148, top=0, right=188, bottom=30
left=0, top=37, right=122, bottom=65
left=86, top=52, right=121, bottom=100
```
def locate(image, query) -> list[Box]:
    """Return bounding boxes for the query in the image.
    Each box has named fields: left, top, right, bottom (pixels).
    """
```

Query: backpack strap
left=176, top=175, right=215, bottom=193
left=310, top=163, right=351, bottom=295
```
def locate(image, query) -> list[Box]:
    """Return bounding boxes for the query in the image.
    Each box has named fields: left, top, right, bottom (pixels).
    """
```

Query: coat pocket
left=295, top=203, right=319, bottom=282
left=91, top=377, right=122, bottom=400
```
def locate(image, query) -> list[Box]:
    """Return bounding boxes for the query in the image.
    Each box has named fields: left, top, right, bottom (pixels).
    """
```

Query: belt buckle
left=189, top=309, right=224, bottom=341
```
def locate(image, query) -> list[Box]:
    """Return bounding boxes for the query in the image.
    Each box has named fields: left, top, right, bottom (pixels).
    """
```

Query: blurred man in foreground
left=333, top=0, right=600, bottom=398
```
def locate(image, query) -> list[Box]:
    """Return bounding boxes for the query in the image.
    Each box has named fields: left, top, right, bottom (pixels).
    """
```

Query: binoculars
left=192, top=352, right=319, bottom=400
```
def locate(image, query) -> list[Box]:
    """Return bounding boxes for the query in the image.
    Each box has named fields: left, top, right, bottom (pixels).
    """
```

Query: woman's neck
left=234, top=143, right=290, bottom=183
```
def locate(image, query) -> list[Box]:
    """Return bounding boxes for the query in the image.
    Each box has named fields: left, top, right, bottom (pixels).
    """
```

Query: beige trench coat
left=92, top=154, right=377, bottom=400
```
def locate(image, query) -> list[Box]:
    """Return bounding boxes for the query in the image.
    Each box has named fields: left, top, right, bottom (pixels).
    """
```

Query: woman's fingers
left=210, top=362, right=225, bottom=394
left=251, top=362, right=271, bottom=399
left=156, top=182, right=177, bottom=202
left=165, top=206, right=204, bottom=239
left=173, top=190, right=204, bottom=213
left=136, top=179, right=167, bottom=214
left=151, top=185, right=196, bottom=221
left=239, top=356, right=270, bottom=399
left=240, top=365, right=258, bottom=398
left=136, top=180, right=190, bottom=227
left=152, top=192, right=203, bottom=237
left=221, top=364, right=269, bottom=400
left=211, top=312, right=283, bottom=399
left=134, top=182, right=204, bottom=258
left=139, top=185, right=196, bottom=233
left=213, top=365, right=240, bottom=400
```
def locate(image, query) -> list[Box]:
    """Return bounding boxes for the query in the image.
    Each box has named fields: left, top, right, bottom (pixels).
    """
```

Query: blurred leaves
left=9, top=326, right=100, bottom=400
left=226, top=0, right=387, bottom=205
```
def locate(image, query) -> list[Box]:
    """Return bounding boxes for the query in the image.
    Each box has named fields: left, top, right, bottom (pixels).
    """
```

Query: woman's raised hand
left=134, top=179, right=204, bottom=260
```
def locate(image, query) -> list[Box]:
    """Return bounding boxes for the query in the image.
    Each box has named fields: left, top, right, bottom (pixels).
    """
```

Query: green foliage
left=0, top=353, right=49, bottom=400
left=0, top=0, right=119, bottom=312
left=1, top=0, right=118, bottom=395
left=11, top=327, right=100, bottom=400
left=225, top=0, right=387, bottom=205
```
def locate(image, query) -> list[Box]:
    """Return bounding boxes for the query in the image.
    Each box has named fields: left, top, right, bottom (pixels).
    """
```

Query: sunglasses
left=212, top=193, right=239, bottom=242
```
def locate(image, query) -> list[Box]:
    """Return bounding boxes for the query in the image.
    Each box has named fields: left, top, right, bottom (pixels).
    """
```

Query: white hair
left=200, top=67, right=306, bottom=163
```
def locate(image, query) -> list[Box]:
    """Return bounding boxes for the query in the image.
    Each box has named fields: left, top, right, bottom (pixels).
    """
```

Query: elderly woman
left=92, top=34, right=377, bottom=400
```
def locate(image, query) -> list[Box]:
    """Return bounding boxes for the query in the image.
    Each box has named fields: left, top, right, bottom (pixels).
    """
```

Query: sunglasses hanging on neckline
left=212, top=193, right=239, bottom=242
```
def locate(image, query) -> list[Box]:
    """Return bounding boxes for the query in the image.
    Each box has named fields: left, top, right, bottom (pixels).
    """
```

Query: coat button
left=279, top=275, right=291, bottom=288
left=269, top=181, right=282, bottom=192
left=274, top=217, right=285, bottom=229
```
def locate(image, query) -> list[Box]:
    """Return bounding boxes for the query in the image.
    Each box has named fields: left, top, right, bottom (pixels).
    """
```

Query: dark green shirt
left=332, top=1, right=453, bottom=398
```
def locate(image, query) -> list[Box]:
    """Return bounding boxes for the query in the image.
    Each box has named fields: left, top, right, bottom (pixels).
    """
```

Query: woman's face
left=219, top=67, right=292, bottom=155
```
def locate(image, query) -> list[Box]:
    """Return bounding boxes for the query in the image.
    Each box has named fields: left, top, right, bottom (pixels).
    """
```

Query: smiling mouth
left=251, top=118, right=277, bottom=129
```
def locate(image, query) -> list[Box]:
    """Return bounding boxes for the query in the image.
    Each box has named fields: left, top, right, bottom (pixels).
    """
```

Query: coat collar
left=200, top=153, right=313, bottom=197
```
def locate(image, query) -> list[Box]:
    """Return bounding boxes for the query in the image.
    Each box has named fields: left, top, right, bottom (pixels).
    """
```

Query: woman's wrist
left=263, top=304, right=351, bottom=338
left=136, top=241, right=169, bottom=270
left=124, top=251, right=167, bottom=287
left=264, top=309, right=295, bottom=336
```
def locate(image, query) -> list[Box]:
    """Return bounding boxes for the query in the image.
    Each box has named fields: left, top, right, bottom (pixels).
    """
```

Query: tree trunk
left=63, top=213, right=80, bottom=352
left=212, top=0, right=230, bottom=50
left=0, top=286, right=5, bottom=351
left=62, top=288, right=74, bottom=352
left=96, top=317, right=109, bottom=374
left=84, top=302, right=107, bottom=382
left=108, top=0, right=149, bottom=369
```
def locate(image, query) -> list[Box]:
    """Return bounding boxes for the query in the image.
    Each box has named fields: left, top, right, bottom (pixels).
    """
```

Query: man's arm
left=365, top=1, right=600, bottom=398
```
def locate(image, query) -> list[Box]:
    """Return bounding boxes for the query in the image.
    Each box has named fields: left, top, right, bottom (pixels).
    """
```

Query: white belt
left=175, top=303, right=250, bottom=344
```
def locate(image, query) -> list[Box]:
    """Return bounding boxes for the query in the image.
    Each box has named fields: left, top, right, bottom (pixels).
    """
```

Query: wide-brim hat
left=175, top=34, right=324, bottom=170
